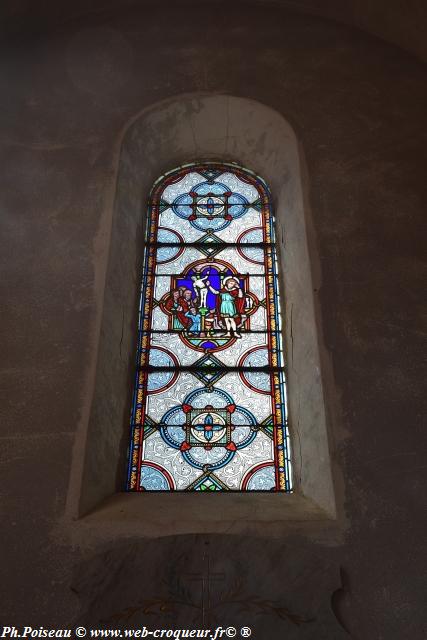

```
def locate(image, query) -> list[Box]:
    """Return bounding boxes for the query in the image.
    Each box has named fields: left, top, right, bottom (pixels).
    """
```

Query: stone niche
left=67, top=94, right=338, bottom=539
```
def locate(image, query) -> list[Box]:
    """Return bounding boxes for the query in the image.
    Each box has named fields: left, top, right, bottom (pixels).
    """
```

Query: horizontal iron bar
left=137, top=365, right=286, bottom=372
left=137, top=329, right=282, bottom=334
left=146, top=201, right=266, bottom=208
left=140, top=272, right=273, bottom=277
left=144, top=242, right=273, bottom=247
left=131, top=423, right=286, bottom=429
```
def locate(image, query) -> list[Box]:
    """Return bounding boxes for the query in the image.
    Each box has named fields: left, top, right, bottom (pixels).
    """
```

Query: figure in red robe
left=164, top=289, right=191, bottom=329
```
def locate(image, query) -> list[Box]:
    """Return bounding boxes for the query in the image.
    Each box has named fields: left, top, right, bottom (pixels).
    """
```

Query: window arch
left=127, top=162, right=292, bottom=492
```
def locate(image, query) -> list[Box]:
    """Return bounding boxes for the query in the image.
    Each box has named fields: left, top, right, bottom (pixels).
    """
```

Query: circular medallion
left=190, top=411, right=227, bottom=444
left=196, top=196, right=225, bottom=217
left=156, top=227, right=184, bottom=264
left=242, top=462, right=276, bottom=491
left=239, top=346, right=271, bottom=394
left=140, top=462, right=174, bottom=490
left=172, top=181, right=248, bottom=232
left=237, top=227, right=265, bottom=264
left=146, top=347, right=178, bottom=394
left=159, top=388, right=258, bottom=471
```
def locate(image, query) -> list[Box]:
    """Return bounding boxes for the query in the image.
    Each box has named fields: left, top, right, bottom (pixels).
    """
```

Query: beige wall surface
left=2, top=0, right=427, bottom=64
left=1, top=3, right=426, bottom=638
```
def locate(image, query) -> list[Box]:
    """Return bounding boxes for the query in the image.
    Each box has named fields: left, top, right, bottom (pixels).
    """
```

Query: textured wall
left=280, top=0, right=427, bottom=63
left=1, top=0, right=427, bottom=64
left=1, top=3, right=426, bottom=638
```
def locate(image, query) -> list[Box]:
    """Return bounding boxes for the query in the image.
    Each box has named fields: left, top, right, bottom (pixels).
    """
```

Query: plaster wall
left=1, top=3, right=426, bottom=638
left=2, top=0, right=427, bottom=65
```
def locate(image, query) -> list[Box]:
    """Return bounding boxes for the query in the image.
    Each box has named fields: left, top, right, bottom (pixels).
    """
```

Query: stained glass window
left=127, top=162, right=292, bottom=491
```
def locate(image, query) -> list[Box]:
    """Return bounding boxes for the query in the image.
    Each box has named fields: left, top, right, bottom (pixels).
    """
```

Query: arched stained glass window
left=127, top=162, right=292, bottom=492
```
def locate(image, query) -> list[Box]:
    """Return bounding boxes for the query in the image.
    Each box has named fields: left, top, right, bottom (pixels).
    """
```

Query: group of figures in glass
left=166, top=270, right=246, bottom=337
left=127, top=163, right=292, bottom=492
left=162, top=262, right=257, bottom=351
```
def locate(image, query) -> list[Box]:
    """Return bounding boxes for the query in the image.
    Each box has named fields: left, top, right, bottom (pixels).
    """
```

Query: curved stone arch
left=68, top=94, right=337, bottom=536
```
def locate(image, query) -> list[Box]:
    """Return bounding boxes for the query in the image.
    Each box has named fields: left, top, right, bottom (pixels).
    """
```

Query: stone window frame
left=66, top=94, right=338, bottom=539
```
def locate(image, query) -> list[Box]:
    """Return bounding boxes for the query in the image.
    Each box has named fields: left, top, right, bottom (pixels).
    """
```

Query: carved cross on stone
left=184, top=541, right=226, bottom=626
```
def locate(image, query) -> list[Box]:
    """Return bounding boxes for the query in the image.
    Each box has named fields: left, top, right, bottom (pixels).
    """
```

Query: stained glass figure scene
left=127, top=162, right=292, bottom=491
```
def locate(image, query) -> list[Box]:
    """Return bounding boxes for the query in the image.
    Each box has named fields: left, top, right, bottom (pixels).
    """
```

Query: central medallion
left=184, top=403, right=233, bottom=450
left=158, top=388, right=258, bottom=473
left=161, top=258, right=259, bottom=353
left=171, top=180, right=248, bottom=232
left=195, top=195, right=226, bottom=218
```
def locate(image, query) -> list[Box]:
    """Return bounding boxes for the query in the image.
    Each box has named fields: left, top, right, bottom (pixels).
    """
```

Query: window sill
left=68, top=491, right=339, bottom=544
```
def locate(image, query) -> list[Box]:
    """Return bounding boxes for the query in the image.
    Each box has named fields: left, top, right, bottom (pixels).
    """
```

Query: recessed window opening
left=127, top=162, right=292, bottom=492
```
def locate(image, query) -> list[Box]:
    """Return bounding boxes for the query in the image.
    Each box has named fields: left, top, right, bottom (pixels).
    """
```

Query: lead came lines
left=127, top=162, right=291, bottom=492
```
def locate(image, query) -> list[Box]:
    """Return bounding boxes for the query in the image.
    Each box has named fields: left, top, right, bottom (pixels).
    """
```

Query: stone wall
left=1, top=4, right=426, bottom=638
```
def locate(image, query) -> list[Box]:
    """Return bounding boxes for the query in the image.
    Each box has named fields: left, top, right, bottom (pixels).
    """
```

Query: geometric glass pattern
left=127, top=162, right=292, bottom=491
